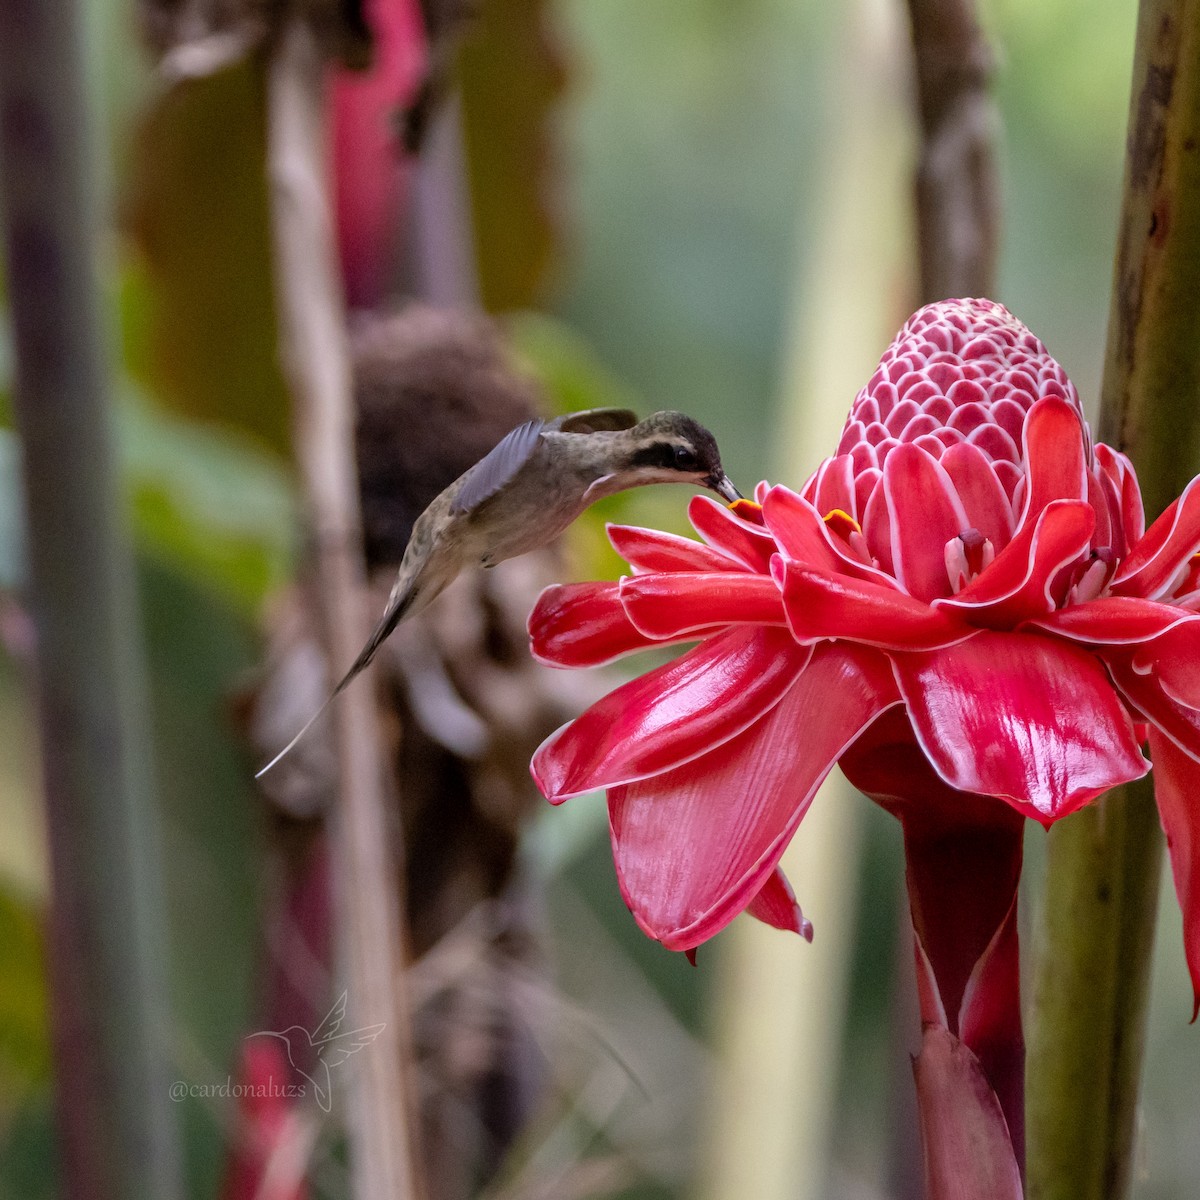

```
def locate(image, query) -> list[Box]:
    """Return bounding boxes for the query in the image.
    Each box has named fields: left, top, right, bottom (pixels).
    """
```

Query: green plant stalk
left=1027, top=2, right=1200, bottom=1197
left=1027, top=780, right=1163, bottom=1199
left=0, top=1, right=182, bottom=1197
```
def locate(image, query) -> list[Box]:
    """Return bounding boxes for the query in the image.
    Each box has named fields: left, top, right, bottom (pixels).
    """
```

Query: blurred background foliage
left=3, top=0, right=1198, bottom=1197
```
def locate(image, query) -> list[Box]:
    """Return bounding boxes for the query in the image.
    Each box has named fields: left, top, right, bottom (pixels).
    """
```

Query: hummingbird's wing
left=452, top=410, right=640, bottom=517
left=451, top=419, right=546, bottom=515
left=548, top=407, right=639, bottom=434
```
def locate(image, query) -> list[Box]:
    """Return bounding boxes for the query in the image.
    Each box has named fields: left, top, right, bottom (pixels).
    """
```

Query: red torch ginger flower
left=529, top=299, right=1200, bottom=1158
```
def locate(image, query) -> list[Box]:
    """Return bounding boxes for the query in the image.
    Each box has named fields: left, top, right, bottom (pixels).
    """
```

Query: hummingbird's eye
left=673, top=445, right=700, bottom=471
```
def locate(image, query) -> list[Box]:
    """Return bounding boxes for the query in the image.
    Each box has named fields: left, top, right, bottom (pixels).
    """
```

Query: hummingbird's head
left=622, top=411, right=742, bottom=502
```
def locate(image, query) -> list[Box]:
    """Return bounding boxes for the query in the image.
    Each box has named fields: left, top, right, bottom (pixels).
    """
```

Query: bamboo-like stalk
left=266, top=20, right=425, bottom=1200
left=1026, top=3, right=1200, bottom=1197
left=905, top=0, right=1000, bottom=303
left=0, top=2, right=182, bottom=1197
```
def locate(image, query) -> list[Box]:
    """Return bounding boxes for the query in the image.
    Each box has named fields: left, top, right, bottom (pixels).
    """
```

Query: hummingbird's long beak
left=709, top=474, right=743, bottom=503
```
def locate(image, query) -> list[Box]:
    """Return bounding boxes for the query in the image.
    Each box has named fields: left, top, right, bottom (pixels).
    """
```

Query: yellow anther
left=730, top=498, right=764, bottom=521
left=822, top=509, right=862, bottom=539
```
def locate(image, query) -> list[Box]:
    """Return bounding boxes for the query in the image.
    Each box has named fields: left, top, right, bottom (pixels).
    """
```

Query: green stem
left=1026, top=2, right=1200, bottom=1197
left=1027, top=781, right=1163, bottom=1199
left=0, top=1, right=182, bottom=1197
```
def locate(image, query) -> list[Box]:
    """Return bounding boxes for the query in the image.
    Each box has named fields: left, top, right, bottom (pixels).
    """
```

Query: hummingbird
left=255, top=407, right=741, bottom=778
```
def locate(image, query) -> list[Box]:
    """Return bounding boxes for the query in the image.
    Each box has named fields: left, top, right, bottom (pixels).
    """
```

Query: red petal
left=760, top=486, right=842, bottom=571
left=1087, top=467, right=1114, bottom=555
left=223, top=1039, right=310, bottom=1200
left=1113, top=475, right=1200, bottom=599
left=810, top=455, right=856, bottom=520
left=861, top=475, right=896, bottom=576
left=780, top=562, right=975, bottom=650
left=1108, top=657, right=1200, bottom=761
left=528, top=581, right=670, bottom=665
left=912, top=1027, right=1023, bottom=1200
left=529, top=582, right=664, bottom=666
left=939, top=441, right=1015, bottom=552
left=607, top=523, right=744, bottom=574
left=883, top=443, right=970, bottom=602
left=843, top=710, right=1024, bottom=1023
left=1134, top=620, right=1200, bottom=709
left=619, top=572, right=787, bottom=639
left=532, top=627, right=810, bottom=801
left=1147, top=729, right=1200, bottom=1019
left=935, top=499, right=1094, bottom=627
left=1018, top=396, right=1089, bottom=525
left=1095, top=443, right=1145, bottom=553
left=763, top=484, right=898, bottom=588
left=893, top=632, right=1149, bottom=823
left=1023, top=595, right=1196, bottom=644
left=746, top=866, right=814, bottom=942
left=607, top=644, right=899, bottom=949
left=688, top=495, right=776, bottom=572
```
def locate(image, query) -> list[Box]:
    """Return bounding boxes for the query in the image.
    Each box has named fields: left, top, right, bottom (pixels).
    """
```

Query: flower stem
left=1027, top=2, right=1200, bottom=1195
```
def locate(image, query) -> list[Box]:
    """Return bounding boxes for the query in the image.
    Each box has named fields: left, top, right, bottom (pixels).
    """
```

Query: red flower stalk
left=528, top=298, right=1200, bottom=1165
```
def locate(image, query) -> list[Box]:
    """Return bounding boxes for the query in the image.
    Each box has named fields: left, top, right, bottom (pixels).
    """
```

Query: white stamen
left=945, top=539, right=970, bottom=594
left=1067, top=557, right=1113, bottom=606
left=944, top=531, right=994, bottom=594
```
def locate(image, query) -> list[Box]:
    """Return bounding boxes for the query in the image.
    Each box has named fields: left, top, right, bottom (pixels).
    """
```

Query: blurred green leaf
left=458, top=0, right=565, bottom=311
left=0, top=430, right=24, bottom=592
left=118, top=387, right=295, bottom=614
left=506, top=309, right=638, bottom=416
left=0, top=380, right=292, bottom=614
left=136, top=557, right=263, bottom=1200
left=988, top=0, right=1135, bottom=404
left=123, top=59, right=291, bottom=453
left=525, top=787, right=608, bottom=879
left=553, top=0, right=832, bottom=493
left=991, top=0, right=1136, bottom=165
left=0, top=298, right=11, bottom=428
left=0, top=885, right=51, bottom=1097
left=0, top=319, right=10, bottom=395
left=0, top=1091, right=57, bottom=1200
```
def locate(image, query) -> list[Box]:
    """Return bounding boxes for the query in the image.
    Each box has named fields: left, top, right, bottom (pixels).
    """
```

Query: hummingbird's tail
left=253, top=589, right=417, bottom=779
